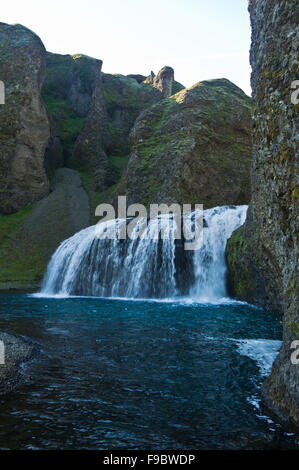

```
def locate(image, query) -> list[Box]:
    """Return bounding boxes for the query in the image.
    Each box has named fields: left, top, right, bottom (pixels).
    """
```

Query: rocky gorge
left=0, top=0, right=298, bottom=440
left=0, top=22, right=253, bottom=284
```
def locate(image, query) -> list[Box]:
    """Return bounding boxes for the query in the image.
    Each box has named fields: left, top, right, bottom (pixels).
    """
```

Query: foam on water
left=232, top=338, right=282, bottom=376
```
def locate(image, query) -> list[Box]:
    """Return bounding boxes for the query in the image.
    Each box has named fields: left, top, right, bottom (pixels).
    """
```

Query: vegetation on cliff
left=122, top=78, right=252, bottom=208
left=0, top=23, right=50, bottom=214
left=226, top=0, right=299, bottom=428
left=0, top=169, right=89, bottom=282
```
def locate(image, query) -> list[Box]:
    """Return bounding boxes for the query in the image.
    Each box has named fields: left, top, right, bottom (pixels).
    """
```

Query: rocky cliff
left=69, top=58, right=114, bottom=190
left=101, top=72, right=161, bottom=157
left=42, top=59, right=182, bottom=193
left=101, top=68, right=184, bottom=157
left=143, top=66, right=175, bottom=98
left=0, top=23, right=50, bottom=214
left=121, top=78, right=252, bottom=208
left=42, top=52, right=111, bottom=182
left=226, top=0, right=298, bottom=428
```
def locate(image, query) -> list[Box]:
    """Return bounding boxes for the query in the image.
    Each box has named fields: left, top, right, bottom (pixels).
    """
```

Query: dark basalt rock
left=0, top=23, right=50, bottom=214
left=0, top=331, right=38, bottom=395
left=226, top=0, right=299, bottom=429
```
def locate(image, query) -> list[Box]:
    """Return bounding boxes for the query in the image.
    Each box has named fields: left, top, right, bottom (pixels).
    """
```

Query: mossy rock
left=41, top=52, right=99, bottom=166
left=102, top=73, right=161, bottom=156
left=225, top=225, right=255, bottom=300
left=121, top=78, right=253, bottom=208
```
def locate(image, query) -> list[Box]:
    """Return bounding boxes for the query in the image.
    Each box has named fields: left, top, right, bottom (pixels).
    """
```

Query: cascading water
left=40, top=205, right=247, bottom=300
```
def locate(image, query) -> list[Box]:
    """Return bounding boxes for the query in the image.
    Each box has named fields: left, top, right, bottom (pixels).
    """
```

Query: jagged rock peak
left=144, top=67, right=174, bottom=98
left=144, top=71, right=156, bottom=84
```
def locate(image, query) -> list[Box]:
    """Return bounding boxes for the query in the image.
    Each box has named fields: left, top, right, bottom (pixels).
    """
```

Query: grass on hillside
left=0, top=204, right=44, bottom=281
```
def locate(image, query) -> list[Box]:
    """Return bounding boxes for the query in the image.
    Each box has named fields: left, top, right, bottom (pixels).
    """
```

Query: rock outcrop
left=0, top=331, right=37, bottom=394
left=226, top=0, right=298, bottom=428
left=144, top=66, right=174, bottom=98
left=0, top=23, right=50, bottom=214
left=42, top=52, right=111, bottom=181
left=122, top=79, right=252, bottom=208
left=69, top=59, right=114, bottom=190
left=101, top=73, right=162, bottom=157
left=42, top=57, right=182, bottom=192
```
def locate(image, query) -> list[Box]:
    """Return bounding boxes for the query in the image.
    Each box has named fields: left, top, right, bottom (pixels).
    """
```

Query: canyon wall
left=0, top=23, right=50, bottom=214
left=227, top=0, right=298, bottom=427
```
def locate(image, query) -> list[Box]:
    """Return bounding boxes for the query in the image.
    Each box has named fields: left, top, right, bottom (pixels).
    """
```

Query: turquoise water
left=0, top=293, right=297, bottom=449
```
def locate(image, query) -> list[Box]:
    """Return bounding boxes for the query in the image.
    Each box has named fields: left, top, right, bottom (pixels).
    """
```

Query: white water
left=232, top=338, right=282, bottom=377
left=40, top=205, right=247, bottom=300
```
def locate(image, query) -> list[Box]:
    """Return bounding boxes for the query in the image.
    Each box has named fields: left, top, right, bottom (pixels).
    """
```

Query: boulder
left=122, top=78, right=252, bottom=208
left=0, top=331, right=36, bottom=394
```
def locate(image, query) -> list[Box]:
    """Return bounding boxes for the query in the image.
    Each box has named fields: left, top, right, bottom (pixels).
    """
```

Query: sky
left=1, top=0, right=252, bottom=95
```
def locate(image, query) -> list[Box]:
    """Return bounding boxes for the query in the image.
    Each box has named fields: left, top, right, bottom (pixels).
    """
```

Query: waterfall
left=40, top=205, right=247, bottom=300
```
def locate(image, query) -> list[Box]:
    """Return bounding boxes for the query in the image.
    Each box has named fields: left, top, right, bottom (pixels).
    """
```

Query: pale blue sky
left=2, top=0, right=252, bottom=95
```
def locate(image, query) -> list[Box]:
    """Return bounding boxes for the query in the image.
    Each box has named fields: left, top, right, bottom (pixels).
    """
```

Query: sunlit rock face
left=144, top=66, right=174, bottom=98
left=0, top=23, right=50, bottom=214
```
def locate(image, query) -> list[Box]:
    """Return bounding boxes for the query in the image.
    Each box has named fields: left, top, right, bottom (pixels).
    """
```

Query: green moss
left=0, top=204, right=33, bottom=246
left=41, top=52, right=90, bottom=164
left=42, top=53, right=74, bottom=99
left=44, top=96, right=84, bottom=139
left=225, top=225, right=255, bottom=300
left=124, top=78, right=252, bottom=207
left=292, top=186, right=299, bottom=204
left=102, top=73, right=162, bottom=156
left=280, top=142, right=293, bottom=163
left=103, top=74, right=141, bottom=114
left=41, top=94, right=84, bottom=163
left=172, top=80, right=185, bottom=95
left=109, top=155, right=128, bottom=171
left=80, top=170, right=119, bottom=224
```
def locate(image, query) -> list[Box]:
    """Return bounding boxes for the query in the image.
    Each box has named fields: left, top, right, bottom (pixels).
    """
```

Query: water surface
left=0, top=293, right=297, bottom=450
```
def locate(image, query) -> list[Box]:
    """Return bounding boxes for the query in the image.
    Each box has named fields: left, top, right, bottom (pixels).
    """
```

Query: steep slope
left=226, top=0, right=298, bottom=427
left=0, top=168, right=89, bottom=283
left=102, top=67, right=183, bottom=157
left=0, top=23, right=50, bottom=214
left=101, top=73, right=161, bottom=157
left=121, top=79, right=252, bottom=208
